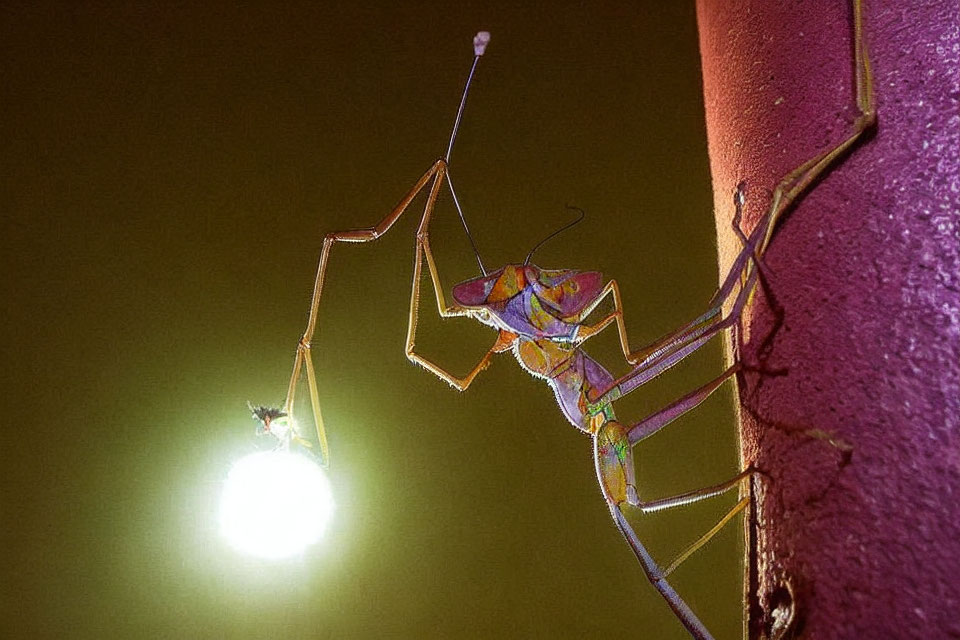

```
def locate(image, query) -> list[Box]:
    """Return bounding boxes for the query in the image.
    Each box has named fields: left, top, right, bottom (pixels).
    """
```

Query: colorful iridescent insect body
left=253, top=11, right=876, bottom=638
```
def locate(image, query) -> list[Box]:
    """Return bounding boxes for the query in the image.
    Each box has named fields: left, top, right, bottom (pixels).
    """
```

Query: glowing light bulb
left=219, top=450, right=334, bottom=559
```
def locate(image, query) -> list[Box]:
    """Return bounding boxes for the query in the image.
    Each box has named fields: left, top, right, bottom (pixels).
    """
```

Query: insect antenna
left=524, top=205, right=587, bottom=265
left=445, top=31, right=490, bottom=164
left=444, top=31, right=491, bottom=276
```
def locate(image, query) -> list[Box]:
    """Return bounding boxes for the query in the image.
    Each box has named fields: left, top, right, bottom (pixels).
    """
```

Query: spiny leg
left=570, top=189, right=772, bottom=370
left=586, top=277, right=755, bottom=406
left=284, top=160, right=443, bottom=464
left=590, top=197, right=795, bottom=406
left=572, top=220, right=766, bottom=402
left=587, top=100, right=884, bottom=406
left=636, top=469, right=751, bottom=514
left=636, top=470, right=753, bottom=578
left=571, top=278, right=718, bottom=367
left=404, top=163, right=503, bottom=390
left=576, top=194, right=781, bottom=407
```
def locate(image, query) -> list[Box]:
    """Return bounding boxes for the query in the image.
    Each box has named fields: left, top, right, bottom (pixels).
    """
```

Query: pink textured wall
left=697, top=1, right=959, bottom=637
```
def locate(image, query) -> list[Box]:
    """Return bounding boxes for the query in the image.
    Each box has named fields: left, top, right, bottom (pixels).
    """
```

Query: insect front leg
left=572, top=198, right=776, bottom=406
left=569, top=272, right=737, bottom=392
left=403, top=165, right=504, bottom=391
left=733, top=0, right=876, bottom=303
left=283, top=160, right=444, bottom=465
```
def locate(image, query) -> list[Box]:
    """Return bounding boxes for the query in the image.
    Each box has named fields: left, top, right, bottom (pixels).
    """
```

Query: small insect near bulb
left=218, top=406, right=335, bottom=559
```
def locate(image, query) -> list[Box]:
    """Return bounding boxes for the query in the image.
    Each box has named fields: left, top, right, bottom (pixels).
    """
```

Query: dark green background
left=1, top=2, right=744, bottom=638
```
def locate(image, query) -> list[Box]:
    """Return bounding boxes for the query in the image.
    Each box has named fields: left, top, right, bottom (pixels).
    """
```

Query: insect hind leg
left=596, top=418, right=751, bottom=640
left=607, top=505, right=715, bottom=640
left=594, top=420, right=715, bottom=639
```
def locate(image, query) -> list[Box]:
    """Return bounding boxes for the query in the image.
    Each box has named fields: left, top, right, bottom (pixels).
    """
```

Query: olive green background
left=1, top=2, right=743, bottom=638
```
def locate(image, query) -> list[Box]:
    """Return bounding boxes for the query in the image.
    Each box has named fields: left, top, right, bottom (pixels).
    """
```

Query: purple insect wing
left=454, top=265, right=604, bottom=321
left=531, top=268, right=605, bottom=317
left=452, top=268, right=502, bottom=306
left=452, top=265, right=529, bottom=307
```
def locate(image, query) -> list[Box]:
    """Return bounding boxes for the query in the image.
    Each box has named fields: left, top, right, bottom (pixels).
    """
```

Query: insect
left=254, top=5, right=876, bottom=636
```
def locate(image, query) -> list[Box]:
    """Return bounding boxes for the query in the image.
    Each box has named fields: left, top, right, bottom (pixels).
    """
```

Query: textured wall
left=697, top=1, right=959, bottom=637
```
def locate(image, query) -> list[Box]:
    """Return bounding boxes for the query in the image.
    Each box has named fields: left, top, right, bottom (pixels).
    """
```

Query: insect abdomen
left=514, top=339, right=616, bottom=432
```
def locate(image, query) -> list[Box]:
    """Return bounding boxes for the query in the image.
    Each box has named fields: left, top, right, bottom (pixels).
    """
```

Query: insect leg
left=403, top=163, right=502, bottom=390
left=581, top=0, right=875, bottom=405
left=636, top=469, right=752, bottom=514
left=586, top=279, right=754, bottom=406
left=636, top=470, right=754, bottom=576
left=594, top=422, right=715, bottom=640
left=741, top=0, right=876, bottom=292
left=609, top=504, right=715, bottom=640
left=614, top=216, right=766, bottom=376
left=571, top=185, right=769, bottom=364
left=662, top=495, right=750, bottom=579
left=572, top=234, right=756, bottom=373
left=624, top=364, right=740, bottom=444
left=284, top=160, right=443, bottom=465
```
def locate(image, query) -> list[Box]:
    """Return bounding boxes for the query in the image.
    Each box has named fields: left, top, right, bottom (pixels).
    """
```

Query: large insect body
left=452, top=263, right=619, bottom=431
left=452, top=264, right=605, bottom=339
left=452, top=262, right=642, bottom=507
left=254, top=6, right=877, bottom=636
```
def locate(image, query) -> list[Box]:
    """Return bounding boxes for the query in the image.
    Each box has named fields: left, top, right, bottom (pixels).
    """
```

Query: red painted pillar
left=697, top=1, right=959, bottom=638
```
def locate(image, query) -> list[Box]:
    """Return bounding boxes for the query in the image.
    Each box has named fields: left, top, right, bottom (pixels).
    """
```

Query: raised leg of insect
left=570, top=278, right=714, bottom=365
left=283, top=160, right=445, bottom=464
left=578, top=2, right=875, bottom=407
left=585, top=179, right=809, bottom=407
left=595, top=421, right=714, bottom=640
left=572, top=203, right=767, bottom=365
left=622, top=212, right=770, bottom=367
left=287, top=34, right=498, bottom=426
left=403, top=164, right=506, bottom=390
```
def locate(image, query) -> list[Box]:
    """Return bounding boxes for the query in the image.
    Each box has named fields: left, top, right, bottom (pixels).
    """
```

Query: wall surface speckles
left=698, top=0, right=960, bottom=637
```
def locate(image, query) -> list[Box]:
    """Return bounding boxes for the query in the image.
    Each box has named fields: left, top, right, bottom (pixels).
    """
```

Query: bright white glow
left=219, top=451, right=335, bottom=559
